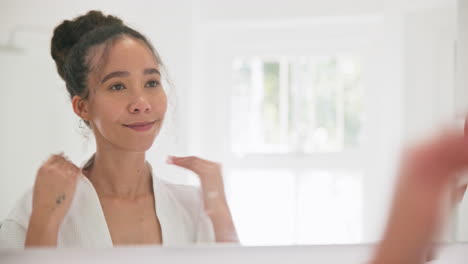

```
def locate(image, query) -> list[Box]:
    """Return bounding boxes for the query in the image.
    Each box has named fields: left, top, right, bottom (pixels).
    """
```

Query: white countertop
left=1, top=243, right=467, bottom=264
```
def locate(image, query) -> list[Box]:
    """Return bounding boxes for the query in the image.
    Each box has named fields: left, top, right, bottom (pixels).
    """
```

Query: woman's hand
left=25, top=153, right=81, bottom=247
left=371, top=128, right=468, bottom=264
left=167, top=155, right=239, bottom=243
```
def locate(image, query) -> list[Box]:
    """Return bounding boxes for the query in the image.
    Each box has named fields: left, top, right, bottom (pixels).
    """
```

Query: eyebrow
left=100, top=68, right=161, bottom=84
left=144, top=68, right=160, bottom=75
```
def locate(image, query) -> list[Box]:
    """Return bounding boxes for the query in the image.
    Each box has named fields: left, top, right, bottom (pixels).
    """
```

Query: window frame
left=190, top=17, right=404, bottom=244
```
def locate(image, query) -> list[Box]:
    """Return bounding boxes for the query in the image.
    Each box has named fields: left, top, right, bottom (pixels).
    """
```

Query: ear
left=72, top=95, right=90, bottom=121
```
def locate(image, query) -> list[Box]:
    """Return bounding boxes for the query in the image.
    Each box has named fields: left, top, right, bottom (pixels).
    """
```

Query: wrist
left=26, top=213, right=61, bottom=247
left=203, top=198, right=233, bottom=221
left=29, top=210, right=62, bottom=232
left=202, top=188, right=228, bottom=205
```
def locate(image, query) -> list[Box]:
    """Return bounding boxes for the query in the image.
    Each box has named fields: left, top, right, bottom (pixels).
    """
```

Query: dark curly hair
left=51, top=10, right=164, bottom=127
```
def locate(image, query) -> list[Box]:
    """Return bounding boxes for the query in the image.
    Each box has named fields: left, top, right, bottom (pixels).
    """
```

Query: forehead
left=88, top=37, right=159, bottom=78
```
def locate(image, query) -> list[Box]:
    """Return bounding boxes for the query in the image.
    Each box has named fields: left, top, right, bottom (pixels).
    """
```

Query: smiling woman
left=0, top=10, right=238, bottom=248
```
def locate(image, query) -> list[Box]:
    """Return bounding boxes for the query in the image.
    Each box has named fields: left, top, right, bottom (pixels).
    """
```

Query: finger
left=169, top=155, right=218, bottom=165
left=167, top=156, right=211, bottom=174
left=64, top=157, right=81, bottom=174
left=48, top=153, right=67, bottom=166
left=51, top=154, right=77, bottom=177
left=63, top=161, right=80, bottom=178
left=167, top=156, right=202, bottom=164
left=167, top=155, right=201, bottom=167
left=56, top=155, right=71, bottom=169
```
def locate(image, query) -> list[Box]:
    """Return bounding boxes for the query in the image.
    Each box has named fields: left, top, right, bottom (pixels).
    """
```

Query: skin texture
left=26, top=154, right=81, bottom=246
left=25, top=37, right=238, bottom=247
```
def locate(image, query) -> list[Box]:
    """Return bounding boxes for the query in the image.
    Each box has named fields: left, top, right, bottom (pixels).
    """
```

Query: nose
left=128, top=95, right=151, bottom=114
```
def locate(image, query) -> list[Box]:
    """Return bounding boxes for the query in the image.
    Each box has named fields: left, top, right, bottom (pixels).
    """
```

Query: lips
left=123, top=120, right=158, bottom=132
left=124, top=121, right=156, bottom=127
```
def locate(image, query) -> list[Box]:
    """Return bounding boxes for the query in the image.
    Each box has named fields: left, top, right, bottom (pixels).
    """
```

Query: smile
left=123, top=120, right=158, bottom=132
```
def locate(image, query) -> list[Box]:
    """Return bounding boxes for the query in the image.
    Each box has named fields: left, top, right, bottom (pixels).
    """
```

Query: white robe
left=0, top=168, right=215, bottom=248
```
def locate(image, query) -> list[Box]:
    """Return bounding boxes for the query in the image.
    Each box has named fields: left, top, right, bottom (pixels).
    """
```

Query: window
left=231, top=55, right=364, bottom=154
left=193, top=18, right=395, bottom=245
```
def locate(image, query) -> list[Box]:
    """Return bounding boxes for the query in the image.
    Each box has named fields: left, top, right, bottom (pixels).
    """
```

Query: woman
left=0, top=10, right=238, bottom=248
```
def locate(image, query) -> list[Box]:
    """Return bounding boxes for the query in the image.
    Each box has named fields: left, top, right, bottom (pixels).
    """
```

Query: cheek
left=91, top=96, right=125, bottom=124
left=154, top=90, right=168, bottom=116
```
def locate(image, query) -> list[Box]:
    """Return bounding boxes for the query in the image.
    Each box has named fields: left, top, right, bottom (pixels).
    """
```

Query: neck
left=84, top=146, right=153, bottom=199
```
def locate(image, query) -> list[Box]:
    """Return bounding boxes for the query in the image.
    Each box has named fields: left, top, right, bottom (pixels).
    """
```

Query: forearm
left=25, top=213, right=60, bottom=247
left=370, top=208, right=433, bottom=263
left=203, top=195, right=239, bottom=243
left=370, top=175, right=448, bottom=264
left=370, top=240, right=430, bottom=264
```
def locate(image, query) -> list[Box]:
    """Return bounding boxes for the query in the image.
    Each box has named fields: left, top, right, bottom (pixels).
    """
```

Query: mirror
left=0, top=0, right=466, bottom=248
left=456, top=0, right=468, bottom=242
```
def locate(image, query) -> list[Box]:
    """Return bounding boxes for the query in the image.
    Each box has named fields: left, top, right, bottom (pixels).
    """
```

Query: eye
left=145, top=80, right=160, bottom=88
left=110, top=83, right=125, bottom=91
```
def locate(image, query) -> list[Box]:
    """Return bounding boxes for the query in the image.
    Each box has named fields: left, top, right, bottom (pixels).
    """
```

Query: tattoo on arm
left=55, top=194, right=66, bottom=205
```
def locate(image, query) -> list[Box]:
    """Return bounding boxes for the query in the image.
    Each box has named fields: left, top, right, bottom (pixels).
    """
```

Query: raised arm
left=370, top=128, right=468, bottom=264
left=25, top=154, right=80, bottom=247
left=168, top=156, right=239, bottom=243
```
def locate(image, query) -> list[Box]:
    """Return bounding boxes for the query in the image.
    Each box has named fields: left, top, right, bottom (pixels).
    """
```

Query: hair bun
left=51, top=10, right=124, bottom=80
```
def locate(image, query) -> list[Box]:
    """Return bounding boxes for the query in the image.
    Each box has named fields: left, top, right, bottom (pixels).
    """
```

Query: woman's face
left=79, top=37, right=167, bottom=152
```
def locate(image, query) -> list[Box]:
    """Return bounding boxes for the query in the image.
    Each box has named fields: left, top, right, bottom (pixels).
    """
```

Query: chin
left=122, top=141, right=155, bottom=152
left=108, top=125, right=162, bottom=152
left=114, top=134, right=157, bottom=152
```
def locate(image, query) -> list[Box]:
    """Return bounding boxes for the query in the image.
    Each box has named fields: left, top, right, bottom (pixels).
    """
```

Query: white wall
left=197, top=0, right=451, bottom=22
left=456, top=0, right=468, bottom=115
left=198, top=0, right=382, bottom=21
left=403, top=6, right=457, bottom=142
left=2, top=244, right=468, bottom=264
